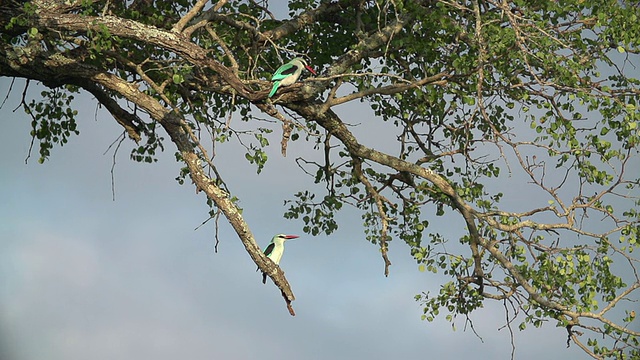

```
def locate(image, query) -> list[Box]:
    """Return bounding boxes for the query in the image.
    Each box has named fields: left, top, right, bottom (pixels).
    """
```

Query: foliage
left=24, top=86, right=80, bottom=163
left=1, top=0, right=639, bottom=357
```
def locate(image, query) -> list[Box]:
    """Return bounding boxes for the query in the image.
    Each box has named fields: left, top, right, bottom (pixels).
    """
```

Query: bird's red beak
left=305, top=65, right=317, bottom=75
left=285, top=235, right=300, bottom=239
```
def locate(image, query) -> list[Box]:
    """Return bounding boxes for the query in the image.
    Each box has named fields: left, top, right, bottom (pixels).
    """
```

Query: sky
left=0, top=72, right=599, bottom=360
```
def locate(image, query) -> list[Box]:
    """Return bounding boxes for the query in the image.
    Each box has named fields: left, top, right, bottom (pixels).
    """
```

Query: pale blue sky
left=0, top=75, right=591, bottom=360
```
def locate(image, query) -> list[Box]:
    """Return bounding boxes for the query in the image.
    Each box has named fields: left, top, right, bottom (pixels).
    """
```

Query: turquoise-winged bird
left=268, top=57, right=316, bottom=98
left=260, top=234, right=300, bottom=284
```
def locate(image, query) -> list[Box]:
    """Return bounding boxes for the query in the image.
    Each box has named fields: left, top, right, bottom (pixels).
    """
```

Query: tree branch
left=78, top=80, right=144, bottom=143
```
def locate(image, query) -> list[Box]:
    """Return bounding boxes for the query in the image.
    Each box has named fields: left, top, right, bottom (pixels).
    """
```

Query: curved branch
left=76, top=80, right=144, bottom=142
left=172, top=0, right=210, bottom=33
left=35, top=11, right=256, bottom=99
left=325, top=11, right=413, bottom=77
left=353, top=156, right=393, bottom=276
left=325, top=72, right=450, bottom=108
left=289, top=101, right=485, bottom=286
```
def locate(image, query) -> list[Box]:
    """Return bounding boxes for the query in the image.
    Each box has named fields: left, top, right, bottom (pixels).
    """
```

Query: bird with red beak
left=260, top=233, right=300, bottom=284
left=268, top=57, right=316, bottom=98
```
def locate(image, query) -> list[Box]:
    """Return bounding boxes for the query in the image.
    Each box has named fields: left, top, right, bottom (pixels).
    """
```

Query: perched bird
left=268, top=57, right=317, bottom=98
left=260, top=234, right=300, bottom=284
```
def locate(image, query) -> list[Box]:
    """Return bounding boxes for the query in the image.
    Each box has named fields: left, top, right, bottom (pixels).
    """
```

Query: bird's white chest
left=279, top=70, right=302, bottom=87
left=268, top=244, right=285, bottom=265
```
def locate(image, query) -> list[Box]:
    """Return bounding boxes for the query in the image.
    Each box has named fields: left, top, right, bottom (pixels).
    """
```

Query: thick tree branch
left=33, top=12, right=256, bottom=99
left=172, top=0, right=216, bottom=33
left=78, top=80, right=144, bottom=142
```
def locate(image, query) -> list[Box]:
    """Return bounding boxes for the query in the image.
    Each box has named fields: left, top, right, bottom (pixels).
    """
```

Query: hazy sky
left=0, top=69, right=595, bottom=360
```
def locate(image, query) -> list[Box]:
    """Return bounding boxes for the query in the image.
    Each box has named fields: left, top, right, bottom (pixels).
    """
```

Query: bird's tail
left=268, top=81, right=280, bottom=98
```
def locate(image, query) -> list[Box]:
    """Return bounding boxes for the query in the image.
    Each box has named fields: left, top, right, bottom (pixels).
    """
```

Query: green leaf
left=172, top=74, right=184, bottom=84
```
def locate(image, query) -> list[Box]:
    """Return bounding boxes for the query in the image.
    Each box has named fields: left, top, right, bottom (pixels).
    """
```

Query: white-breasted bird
left=268, top=57, right=317, bottom=98
left=260, top=233, right=300, bottom=284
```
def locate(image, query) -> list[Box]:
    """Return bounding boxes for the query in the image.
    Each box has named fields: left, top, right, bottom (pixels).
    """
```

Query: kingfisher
left=268, top=57, right=317, bottom=98
left=260, top=234, right=300, bottom=284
